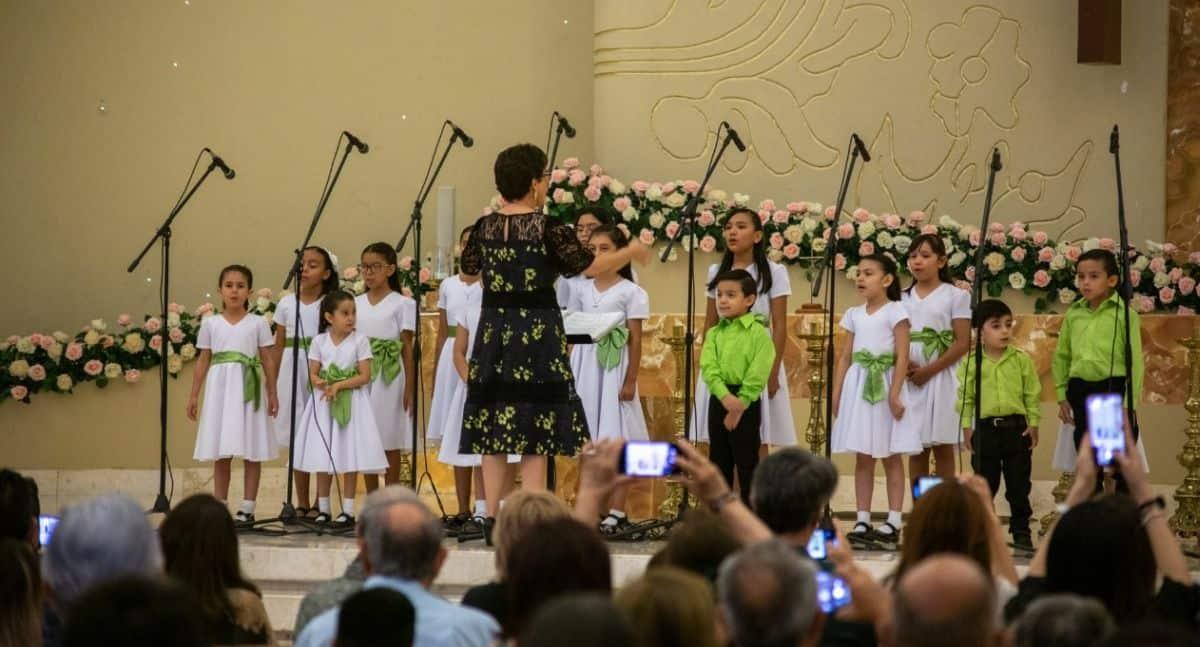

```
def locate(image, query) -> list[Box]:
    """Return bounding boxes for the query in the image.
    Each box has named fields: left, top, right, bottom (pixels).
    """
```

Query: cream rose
left=181, top=343, right=197, bottom=360
left=984, top=252, right=1006, bottom=275
left=622, top=207, right=638, bottom=222
left=706, top=189, right=728, bottom=203
left=857, top=222, right=876, bottom=238
left=665, top=192, right=687, bottom=208
left=90, top=319, right=107, bottom=332
left=1153, top=272, right=1171, bottom=288
left=168, top=356, right=183, bottom=374
left=16, top=336, right=36, bottom=354
left=1008, top=273, right=1027, bottom=289
left=733, top=193, right=750, bottom=207
left=1058, top=288, right=1077, bottom=304
left=8, top=359, right=30, bottom=378
left=56, top=374, right=73, bottom=391
left=645, top=184, right=664, bottom=201
left=648, top=212, right=666, bottom=229
left=784, top=225, right=804, bottom=244
left=801, top=217, right=819, bottom=233
left=810, top=238, right=828, bottom=253
left=893, top=235, right=913, bottom=254
left=123, top=333, right=145, bottom=354
left=104, top=362, right=122, bottom=379
left=876, top=232, right=894, bottom=249
left=949, top=251, right=967, bottom=267
left=609, top=179, right=626, bottom=195
left=167, top=313, right=181, bottom=328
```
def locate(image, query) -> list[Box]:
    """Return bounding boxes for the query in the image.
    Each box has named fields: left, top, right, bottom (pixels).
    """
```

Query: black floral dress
left=458, top=211, right=593, bottom=456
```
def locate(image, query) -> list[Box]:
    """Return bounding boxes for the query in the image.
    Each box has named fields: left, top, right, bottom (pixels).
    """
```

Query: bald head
left=359, top=486, right=444, bottom=583
left=891, top=554, right=998, bottom=647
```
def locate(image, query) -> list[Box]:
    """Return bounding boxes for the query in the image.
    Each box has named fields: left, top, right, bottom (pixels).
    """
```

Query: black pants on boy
left=1067, top=376, right=1133, bottom=493
left=708, top=385, right=762, bottom=506
left=971, top=414, right=1033, bottom=536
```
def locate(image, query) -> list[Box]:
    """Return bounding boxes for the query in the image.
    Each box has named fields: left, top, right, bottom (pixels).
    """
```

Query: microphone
left=203, top=148, right=235, bottom=179
left=990, top=147, right=1002, bottom=172
left=554, top=111, right=577, bottom=139
left=1110, top=125, right=1119, bottom=154
left=342, top=131, right=369, bottom=154
left=851, top=133, right=871, bottom=163
left=448, top=121, right=474, bottom=148
left=720, top=122, right=746, bottom=152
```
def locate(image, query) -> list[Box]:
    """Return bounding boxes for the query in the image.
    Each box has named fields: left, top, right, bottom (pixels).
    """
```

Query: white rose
left=608, top=179, right=626, bottom=195
left=622, top=207, right=638, bottom=222
left=1058, top=287, right=1077, bottom=304
left=181, top=343, right=197, bottom=360
left=649, top=212, right=666, bottom=229
left=893, top=235, right=913, bottom=254
left=47, top=342, right=62, bottom=361
left=958, top=227, right=975, bottom=242
left=846, top=265, right=860, bottom=280
left=784, top=225, right=804, bottom=244
left=984, top=252, right=1006, bottom=275
left=665, top=192, right=687, bottom=208
left=645, top=184, right=664, bottom=201
left=122, top=333, right=145, bottom=354
left=939, top=215, right=961, bottom=229
left=90, top=319, right=107, bottom=332
left=83, top=330, right=101, bottom=347
left=0, top=342, right=8, bottom=352
left=1009, top=272, right=1027, bottom=289
left=1154, top=271, right=1171, bottom=288
left=857, top=222, right=876, bottom=238
left=705, top=189, right=728, bottom=203
left=168, top=355, right=183, bottom=374
left=767, top=249, right=784, bottom=263
left=16, top=336, right=36, bottom=354
left=56, top=374, right=73, bottom=391
left=808, top=203, right=823, bottom=215
left=811, top=238, right=828, bottom=253
left=1133, top=255, right=1150, bottom=271
left=353, top=280, right=365, bottom=294
left=949, top=251, right=967, bottom=267
left=167, top=313, right=181, bottom=328
left=801, top=217, right=819, bottom=233
left=943, top=237, right=956, bottom=253
left=264, top=311, right=274, bottom=326
left=733, top=193, right=750, bottom=207
left=1082, top=237, right=1100, bottom=252
left=876, top=232, right=894, bottom=249
left=1049, top=254, right=1067, bottom=271
left=255, top=296, right=271, bottom=311
left=8, top=359, right=30, bottom=378
left=53, top=331, right=70, bottom=343
left=1144, top=240, right=1163, bottom=254
left=104, top=362, right=122, bottom=379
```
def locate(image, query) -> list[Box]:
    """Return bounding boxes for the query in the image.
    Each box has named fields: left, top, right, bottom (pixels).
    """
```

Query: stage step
left=258, top=579, right=472, bottom=640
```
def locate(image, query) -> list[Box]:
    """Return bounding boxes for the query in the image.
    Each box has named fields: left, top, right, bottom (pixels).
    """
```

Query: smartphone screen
left=619, top=441, right=679, bottom=477
left=806, top=528, right=830, bottom=560
left=816, top=569, right=852, bottom=614
left=912, top=476, right=943, bottom=500
left=38, top=515, right=59, bottom=547
left=1087, top=393, right=1125, bottom=467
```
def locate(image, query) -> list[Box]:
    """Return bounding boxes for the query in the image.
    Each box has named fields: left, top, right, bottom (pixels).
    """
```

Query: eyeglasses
left=575, top=223, right=599, bottom=233
left=358, top=262, right=393, bottom=274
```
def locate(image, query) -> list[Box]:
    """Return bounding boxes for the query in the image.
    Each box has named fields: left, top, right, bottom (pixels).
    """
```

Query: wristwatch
left=708, top=491, right=738, bottom=513
left=1137, top=496, right=1166, bottom=515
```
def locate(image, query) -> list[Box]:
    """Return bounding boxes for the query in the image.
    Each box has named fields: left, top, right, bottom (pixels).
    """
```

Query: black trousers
left=971, top=415, right=1033, bottom=535
left=708, top=386, right=762, bottom=506
left=1067, top=376, right=1133, bottom=493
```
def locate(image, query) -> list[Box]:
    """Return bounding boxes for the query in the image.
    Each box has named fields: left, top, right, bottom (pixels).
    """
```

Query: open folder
left=562, top=310, right=625, bottom=345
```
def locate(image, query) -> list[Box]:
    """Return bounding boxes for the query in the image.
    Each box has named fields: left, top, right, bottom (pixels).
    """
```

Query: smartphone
left=816, top=569, right=852, bottom=614
left=805, top=528, right=834, bottom=560
left=618, top=441, right=680, bottom=477
left=1087, top=393, right=1125, bottom=467
left=38, top=515, right=59, bottom=547
left=912, top=476, right=943, bottom=500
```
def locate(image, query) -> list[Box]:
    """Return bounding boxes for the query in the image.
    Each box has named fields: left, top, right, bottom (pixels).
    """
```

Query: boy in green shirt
left=699, top=269, right=776, bottom=504
left=957, top=299, right=1040, bottom=550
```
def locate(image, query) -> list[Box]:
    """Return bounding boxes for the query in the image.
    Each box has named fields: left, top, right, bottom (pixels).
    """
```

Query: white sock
left=342, top=498, right=355, bottom=516
left=600, top=509, right=627, bottom=527
left=239, top=500, right=255, bottom=515
left=856, top=510, right=871, bottom=525
left=882, top=511, right=903, bottom=531
left=474, top=500, right=487, bottom=517
left=318, top=497, right=331, bottom=514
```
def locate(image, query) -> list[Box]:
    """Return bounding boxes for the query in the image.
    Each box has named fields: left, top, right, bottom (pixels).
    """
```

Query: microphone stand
left=967, top=149, right=1002, bottom=475
left=127, top=152, right=224, bottom=514
left=546, top=113, right=570, bottom=172
left=396, top=128, right=468, bottom=491
left=1110, top=126, right=1138, bottom=437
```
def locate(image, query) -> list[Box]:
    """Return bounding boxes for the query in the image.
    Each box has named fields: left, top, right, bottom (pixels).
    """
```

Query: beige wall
left=0, top=0, right=595, bottom=333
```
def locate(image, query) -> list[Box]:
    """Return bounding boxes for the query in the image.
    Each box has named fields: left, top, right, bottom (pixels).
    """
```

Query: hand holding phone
left=912, top=476, right=943, bottom=500
left=1087, top=393, right=1125, bottom=467
left=618, top=441, right=681, bottom=478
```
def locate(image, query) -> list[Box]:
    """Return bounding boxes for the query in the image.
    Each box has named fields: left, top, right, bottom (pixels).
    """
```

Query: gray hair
left=750, top=448, right=838, bottom=534
left=717, top=540, right=818, bottom=647
left=1014, top=594, right=1115, bottom=647
left=892, top=555, right=995, bottom=647
left=359, top=486, right=443, bottom=581
left=42, top=494, right=162, bottom=607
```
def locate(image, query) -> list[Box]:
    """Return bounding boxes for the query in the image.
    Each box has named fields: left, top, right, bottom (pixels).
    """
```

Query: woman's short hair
left=616, top=566, right=719, bottom=647
left=493, top=490, right=571, bottom=576
left=494, top=143, right=547, bottom=202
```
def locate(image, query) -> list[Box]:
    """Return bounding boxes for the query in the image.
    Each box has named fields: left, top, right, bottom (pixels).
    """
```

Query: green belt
left=284, top=337, right=312, bottom=350
left=852, top=350, right=896, bottom=404
left=318, top=364, right=358, bottom=427
left=595, top=325, right=630, bottom=371
left=369, top=337, right=403, bottom=385
left=210, top=351, right=264, bottom=410
left=911, top=327, right=953, bottom=361
left=445, top=325, right=457, bottom=339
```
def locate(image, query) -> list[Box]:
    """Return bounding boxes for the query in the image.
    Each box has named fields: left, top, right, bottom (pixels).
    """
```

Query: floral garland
left=520, top=158, right=1200, bottom=316
left=1, top=261, right=431, bottom=405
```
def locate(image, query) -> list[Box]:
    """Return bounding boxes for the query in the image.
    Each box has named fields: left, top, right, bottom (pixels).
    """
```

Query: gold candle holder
left=659, top=320, right=694, bottom=520
left=796, top=307, right=828, bottom=454
left=1169, top=335, right=1200, bottom=541
left=1038, top=471, right=1074, bottom=537
left=398, top=452, right=414, bottom=486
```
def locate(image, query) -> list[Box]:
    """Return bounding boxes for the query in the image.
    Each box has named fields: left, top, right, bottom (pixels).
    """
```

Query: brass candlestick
left=398, top=452, right=414, bottom=487
left=659, top=320, right=694, bottom=520
left=1038, top=471, right=1074, bottom=537
left=797, top=309, right=828, bottom=454
left=1169, top=335, right=1200, bottom=541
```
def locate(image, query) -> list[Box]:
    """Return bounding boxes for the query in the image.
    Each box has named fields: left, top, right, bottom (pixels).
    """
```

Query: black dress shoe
left=483, top=516, right=496, bottom=547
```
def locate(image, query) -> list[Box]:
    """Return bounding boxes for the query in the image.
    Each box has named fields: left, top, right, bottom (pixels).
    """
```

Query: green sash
left=284, top=337, right=312, bottom=350
left=369, top=338, right=403, bottom=385
left=595, top=325, right=630, bottom=371
left=319, top=364, right=359, bottom=427
left=852, top=350, right=896, bottom=404
left=210, top=351, right=264, bottom=410
left=445, top=325, right=457, bottom=338
left=911, top=327, right=953, bottom=361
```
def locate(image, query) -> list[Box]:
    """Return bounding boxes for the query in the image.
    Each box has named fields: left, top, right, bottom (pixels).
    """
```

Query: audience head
left=616, top=566, right=719, bottom=647
left=656, top=508, right=739, bottom=582
left=716, top=539, right=823, bottom=647
left=0, top=538, right=42, bottom=647
left=159, top=493, right=260, bottom=625
left=493, top=490, right=571, bottom=577
left=750, top=449, right=837, bottom=540
left=42, top=493, right=162, bottom=610
left=357, top=486, right=445, bottom=585
left=62, top=575, right=206, bottom=647
left=1045, top=495, right=1155, bottom=623
left=334, top=587, right=416, bottom=647
left=889, top=554, right=1000, bottom=647
left=505, top=517, right=612, bottom=637
left=895, top=479, right=993, bottom=582
left=1014, top=594, right=1115, bottom=647
left=519, top=593, right=633, bottom=647
left=0, top=469, right=36, bottom=547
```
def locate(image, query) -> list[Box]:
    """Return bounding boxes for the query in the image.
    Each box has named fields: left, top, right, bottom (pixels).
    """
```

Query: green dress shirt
left=700, top=312, right=777, bottom=408
left=1051, top=291, right=1144, bottom=408
left=956, top=346, right=1041, bottom=427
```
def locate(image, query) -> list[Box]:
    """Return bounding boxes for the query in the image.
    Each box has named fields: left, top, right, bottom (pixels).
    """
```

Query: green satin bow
left=852, top=350, right=896, bottom=404
left=595, top=325, right=630, bottom=370
left=911, top=327, right=953, bottom=361
left=210, top=351, right=264, bottom=410
left=369, top=337, right=403, bottom=385
left=319, top=364, right=359, bottom=427
left=283, top=337, right=312, bottom=350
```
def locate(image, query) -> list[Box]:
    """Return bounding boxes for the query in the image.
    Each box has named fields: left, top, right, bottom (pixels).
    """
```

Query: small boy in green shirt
left=957, top=299, right=1040, bottom=550
left=699, top=269, right=776, bottom=504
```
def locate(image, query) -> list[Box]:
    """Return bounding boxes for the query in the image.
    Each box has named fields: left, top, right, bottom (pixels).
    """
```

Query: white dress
left=293, top=332, right=388, bottom=474
left=568, top=279, right=651, bottom=442
left=355, top=292, right=416, bottom=451
left=193, top=314, right=278, bottom=462
left=436, top=307, right=482, bottom=467
left=271, top=294, right=323, bottom=449
left=897, top=283, right=971, bottom=447
left=556, top=274, right=590, bottom=310
left=428, top=276, right=482, bottom=444
left=831, top=301, right=922, bottom=458
left=691, top=261, right=797, bottom=446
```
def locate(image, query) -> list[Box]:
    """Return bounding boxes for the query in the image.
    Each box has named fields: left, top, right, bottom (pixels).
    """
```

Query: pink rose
left=587, top=175, right=602, bottom=190
left=144, top=318, right=162, bottom=334
left=567, top=170, right=586, bottom=187
left=665, top=222, right=680, bottom=239
left=631, top=181, right=649, bottom=195
left=661, top=182, right=677, bottom=194
left=1032, top=231, right=1049, bottom=246
left=1179, top=276, right=1196, bottom=295
left=117, top=313, right=132, bottom=327
left=772, top=210, right=789, bottom=224
left=965, top=266, right=976, bottom=281
left=989, top=222, right=1005, bottom=234
left=824, top=206, right=837, bottom=220
left=682, top=180, right=701, bottom=195
left=1164, top=242, right=1179, bottom=255
left=149, top=335, right=163, bottom=351
left=907, top=210, right=928, bottom=225
left=195, top=303, right=214, bottom=316
left=598, top=175, right=612, bottom=188
left=1037, top=247, right=1055, bottom=263
left=38, top=336, right=55, bottom=351
left=1134, top=295, right=1156, bottom=313
left=968, top=231, right=981, bottom=246
left=921, top=224, right=938, bottom=235
left=168, top=302, right=185, bottom=314
left=613, top=196, right=632, bottom=213
left=1065, top=246, right=1081, bottom=262
left=1130, top=269, right=1142, bottom=287
left=65, top=343, right=83, bottom=361
left=837, top=223, right=855, bottom=239
left=883, top=214, right=902, bottom=229
left=552, top=188, right=569, bottom=204
left=101, top=335, right=114, bottom=349
left=5, top=336, right=17, bottom=345
left=84, top=359, right=103, bottom=376
left=124, top=369, right=141, bottom=384
left=28, top=364, right=46, bottom=381
left=1010, top=227, right=1027, bottom=242
left=787, top=202, right=805, bottom=213
left=1099, top=237, right=1116, bottom=251
left=1032, top=270, right=1051, bottom=288
left=589, top=164, right=603, bottom=177
left=399, top=256, right=413, bottom=270
left=257, top=288, right=271, bottom=299
left=990, top=232, right=1006, bottom=246
left=1190, top=251, right=1200, bottom=264
left=1010, top=247, right=1027, bottom=262
left=169, top=327, right=184, bottom=344
left=342, top=266, right=360, bottom=280
left=699, top=236, right=717, bottom=253
left=616, top=223, right=630, bottom=237
left=29, top=333, right=43, bottom=346
left=1179, top=306, right=1196, bottom=316
left=1149, top=257, right=1166, bottom=274
left=1170, top=267, right=1183, bottom=282
left=10, top=386, right=28, bottom=401
left=583, top=185, right=602, bottom=202
left=835, top=254, right=847, bottom=270
left=783, top=243, right=800, bottom=259
left=1160, top=287, right=1176, bottom=304
left=769, top=233, right=784, bottom=249
left=419, top=267, right=433, bottom=283
left=758, top=209, right=771, bottom=224
left=859, top=241, right=875, bottom=256
left=550, top=169, right=568, bottom=184
left=638, top=229, right=655, bottom=246
left=698, top=210, right=716, bottom=227
left=562, top=157, right=580, bottom=169
left=759, top=199, right=776, bottom=212
left=852, top=208, right=871, bottom=223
